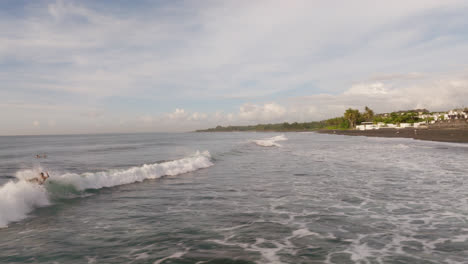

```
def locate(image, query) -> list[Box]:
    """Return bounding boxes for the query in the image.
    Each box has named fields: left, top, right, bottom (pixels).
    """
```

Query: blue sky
left=1, top=0, right=468, bottom=135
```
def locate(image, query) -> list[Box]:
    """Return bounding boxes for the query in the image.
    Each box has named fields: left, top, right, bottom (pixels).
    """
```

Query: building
left=355, top=109, right=466, bottom=131
left=446, top=109, right=468, bottom=120
left=356, top=121, right=427, bottom=130
left=356, top=122, right=378, bottom=130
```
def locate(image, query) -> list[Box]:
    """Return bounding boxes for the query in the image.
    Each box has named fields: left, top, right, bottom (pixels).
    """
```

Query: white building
left=446, top=109, right=468, bottom=120
left=356, top=121, right=427, bottom=130
left=356, top=122, right=378, bottom=130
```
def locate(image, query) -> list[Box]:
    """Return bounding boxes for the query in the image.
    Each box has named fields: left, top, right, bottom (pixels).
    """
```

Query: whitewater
left=0, top=151, right=212, bottom=228
left=1, top=132, right=467, bottom=264
left=252, top=134, right=288, bottom=147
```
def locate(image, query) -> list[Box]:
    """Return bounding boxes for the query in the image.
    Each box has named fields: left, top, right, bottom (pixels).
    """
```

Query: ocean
left=0, top=132, right=467, bottom=263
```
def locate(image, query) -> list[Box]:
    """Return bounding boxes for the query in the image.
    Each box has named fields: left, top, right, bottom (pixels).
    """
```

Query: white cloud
left=290, top=70, right=468, bottom=119
left=80, top=109, right=104, bottom=118
left=1, top=0, right=468, bottom=134
left=344, top=82, right=388, bottom=96
left=165, top=108, right=208, bottom=122
left=189, top=112, right=208, bottom=121
left=2, top=0, right=468, bottom=100
left=238, top=103, right=287, bottom=122
left=367, top=72, right=426, bottom=82
left=187, top=69, right=468, bottom=127
left=138, top=115, right=154, bottom=125
left=168, top=108, right=187, bottom=120
left=6, top=67, right=466, bottom=135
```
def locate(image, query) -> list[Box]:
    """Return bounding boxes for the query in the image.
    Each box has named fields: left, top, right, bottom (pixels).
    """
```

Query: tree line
left=323, top=106, right=374, bottom=129
left=196, top=121, right=326, bottom=132
left=197, top=106, right=428, bottom=132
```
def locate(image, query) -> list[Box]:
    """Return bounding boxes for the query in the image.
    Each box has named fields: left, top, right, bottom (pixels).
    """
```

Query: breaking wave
left=0, top=181, right=49, bottom=228
left=252, top=135, right=288, bottom=147
left=0, top=151, right=213, bottom=228
left=54, top=151, right=212, bottom=190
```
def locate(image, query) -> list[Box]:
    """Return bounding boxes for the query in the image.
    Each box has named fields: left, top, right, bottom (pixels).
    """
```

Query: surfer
left=27, top=172, right=50, bottom=185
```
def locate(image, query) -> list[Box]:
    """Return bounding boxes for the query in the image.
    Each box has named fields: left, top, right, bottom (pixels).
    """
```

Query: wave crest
left=55, top=151, right=213, bottom=190
left=252, top=135, right=288, bottom=147
left=0, top=151, right=213, bottom=228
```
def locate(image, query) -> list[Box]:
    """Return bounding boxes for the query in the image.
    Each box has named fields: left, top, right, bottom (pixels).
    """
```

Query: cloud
left=166, top=108, right=208, bottom=122
left=344, top=82, right=388, bottom=96
left=168, top=108, right=187, bottom=120
left=238, top=103, right=287, bottom=122
left=2, top=0, right=468, bottom=100
left=188, top=112, right=208, bottom=121
left=1, top=0, right=468, bottom=134
left=80, top=109, right=104, bottom=118
left=183, top=69, right=468, bottom=128
left=138, top=115, right=154, bottom=125
left=367, top=72, right=426, bottom=82
left=290, top=70, right=468, bottom=118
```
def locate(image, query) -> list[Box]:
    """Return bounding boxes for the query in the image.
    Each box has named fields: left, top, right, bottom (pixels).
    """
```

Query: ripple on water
left=1, top=133, right=468, bottom=263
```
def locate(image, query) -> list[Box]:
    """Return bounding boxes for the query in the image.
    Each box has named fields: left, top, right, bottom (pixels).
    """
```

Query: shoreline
left=316, top=127, right=468, bottom=143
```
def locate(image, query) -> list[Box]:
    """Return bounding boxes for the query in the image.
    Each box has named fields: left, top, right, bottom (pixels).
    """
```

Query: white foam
left=53, top=151, right=213, bottom=190
left=292, top=228, right=321, bottom=238
left=253, top=135, right=288, bottom=147
left=86, top=256, right=97, bottom=264
left=15, top=166, right=47, bottom=181
left=135, top=252, right=149, bottom=260
left=0, top=151, right=212, bottom=227
left=153, top=250, right=187, bottom=264
left=210, top=237, right=286, bottom=264
left=394, top=143, right=410, bottom=149
left=251, top=238, right=283, bottom=264
left=0, top=180, right=50, bottom=228
left=212, top=226, right=320, bottom=264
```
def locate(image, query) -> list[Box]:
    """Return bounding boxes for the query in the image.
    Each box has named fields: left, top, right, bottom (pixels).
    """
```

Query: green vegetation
left=363, top=106, right=375, bottom=121
left=344, top=108, right=361, bottom=128
left=374, top=111, right=422, bottom=124
left=331, top=106, right=371, bottom=129
left=196, top=121, right=326, bottom=132
left=197, top=106, right=427, bottom=132
left=323, top=117, right=349, bottom=130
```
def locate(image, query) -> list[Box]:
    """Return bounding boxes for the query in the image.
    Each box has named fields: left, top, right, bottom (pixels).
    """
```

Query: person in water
left=28, top=172, right=49, bottom=185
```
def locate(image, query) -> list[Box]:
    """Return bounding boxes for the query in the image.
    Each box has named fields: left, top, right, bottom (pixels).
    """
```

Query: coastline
left=316, top=127, right=468, bottom=143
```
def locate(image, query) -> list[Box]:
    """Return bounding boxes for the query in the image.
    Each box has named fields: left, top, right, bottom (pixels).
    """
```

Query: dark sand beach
left=317, top=127, right=468, bottom=143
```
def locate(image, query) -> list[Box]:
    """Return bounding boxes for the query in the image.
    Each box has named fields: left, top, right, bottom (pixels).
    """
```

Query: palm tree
left=363, top=106, right=374, bottom=121
left=344, top=108, right=360, bottom=128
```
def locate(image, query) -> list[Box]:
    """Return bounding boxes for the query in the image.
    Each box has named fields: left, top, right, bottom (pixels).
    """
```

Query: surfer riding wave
left=27, top=172, right=50, bottom=185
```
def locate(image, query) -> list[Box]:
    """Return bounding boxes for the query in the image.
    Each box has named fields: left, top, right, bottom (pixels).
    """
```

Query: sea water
left=0, top=132, right=467, bottom=263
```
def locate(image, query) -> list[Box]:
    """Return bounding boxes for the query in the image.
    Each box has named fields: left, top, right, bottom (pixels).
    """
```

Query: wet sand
left=317, top=128, right=468, bottom=143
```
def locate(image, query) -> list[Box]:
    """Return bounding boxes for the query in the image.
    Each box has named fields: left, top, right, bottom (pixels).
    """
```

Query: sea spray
left=15, top=166, right=46, bottom=181
left=252, top=135, right=288, bottom=147
left=0, top=151, right=213, bottom=227
left=0, top=181, right=50, bottom=228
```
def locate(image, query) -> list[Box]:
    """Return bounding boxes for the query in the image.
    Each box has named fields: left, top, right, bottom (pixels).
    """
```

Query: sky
left=1, top=0, right=468, bottom=135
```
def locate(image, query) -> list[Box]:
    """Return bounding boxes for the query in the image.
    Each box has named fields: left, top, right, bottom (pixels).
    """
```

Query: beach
left=317, top=127, right=468, bottom=143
